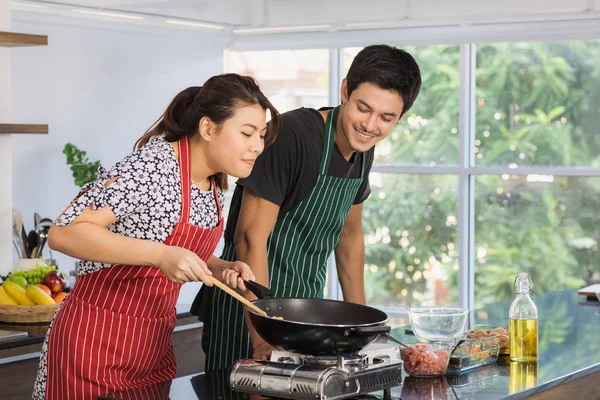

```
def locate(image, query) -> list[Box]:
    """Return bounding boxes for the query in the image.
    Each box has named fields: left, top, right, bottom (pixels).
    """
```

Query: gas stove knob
left=274, top=356, right=296, bottom=363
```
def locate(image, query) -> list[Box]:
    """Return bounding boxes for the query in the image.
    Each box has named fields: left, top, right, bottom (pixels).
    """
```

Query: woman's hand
left=221, top=261, right=255, bottom=293
left=156, top=245, right=213, bottom=284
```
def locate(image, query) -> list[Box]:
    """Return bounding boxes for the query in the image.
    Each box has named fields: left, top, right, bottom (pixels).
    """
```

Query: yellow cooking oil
left=509, top=318, right=538, bottom=362
left=509, top=361, right=538, bottom=394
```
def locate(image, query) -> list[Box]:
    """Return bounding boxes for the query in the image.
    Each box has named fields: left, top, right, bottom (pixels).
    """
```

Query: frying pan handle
left=244, top=280, right=273, bottom=299
left=347, top=325, right=392, bottom=336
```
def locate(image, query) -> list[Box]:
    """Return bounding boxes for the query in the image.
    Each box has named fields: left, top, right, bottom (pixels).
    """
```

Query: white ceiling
left=68, top=0, right=255, bottom=24
left=10, top=0, right=600, bottom=36
left=13, top=0, right=252, bottom=26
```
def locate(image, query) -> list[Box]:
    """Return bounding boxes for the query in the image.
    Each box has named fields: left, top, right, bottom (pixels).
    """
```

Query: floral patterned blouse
left=56, top=135, right=224, bottom=274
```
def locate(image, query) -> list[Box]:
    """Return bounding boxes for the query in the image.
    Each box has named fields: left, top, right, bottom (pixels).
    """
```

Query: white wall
left=1, top=0, right=13, bottom=278
left=11, top=18, right=226, bottom=304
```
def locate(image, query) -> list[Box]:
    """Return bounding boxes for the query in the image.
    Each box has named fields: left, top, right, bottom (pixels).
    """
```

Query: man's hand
left=253, top=342, right=276, bottom=361
left=221, top=261, right=256, bottom=293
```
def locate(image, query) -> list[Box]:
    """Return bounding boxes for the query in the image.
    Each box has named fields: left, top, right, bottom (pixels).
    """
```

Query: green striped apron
left=198, top=106, right=365, bottom=371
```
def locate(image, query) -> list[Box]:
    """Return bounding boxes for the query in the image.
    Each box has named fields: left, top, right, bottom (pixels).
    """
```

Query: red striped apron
left=44, top=136, right=223, bottom=400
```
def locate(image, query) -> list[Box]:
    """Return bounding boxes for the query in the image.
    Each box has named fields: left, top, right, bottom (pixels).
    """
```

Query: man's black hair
left=346, top=44, right=422, bottom=116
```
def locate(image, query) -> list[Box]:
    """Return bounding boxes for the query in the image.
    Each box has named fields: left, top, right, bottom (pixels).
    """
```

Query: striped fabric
left=202, top=106, right=365, bottom=371
left=43, top=137, right=224, bottom=400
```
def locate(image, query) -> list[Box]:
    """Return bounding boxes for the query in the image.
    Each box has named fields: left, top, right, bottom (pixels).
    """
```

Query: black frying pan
left=244, top=281, right=392, bottom=355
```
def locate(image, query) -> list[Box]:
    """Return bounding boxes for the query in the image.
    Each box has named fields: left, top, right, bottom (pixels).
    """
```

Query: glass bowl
left=408, top=307, right=469, bottom=342
left=400, top=343, right=451, bottom=377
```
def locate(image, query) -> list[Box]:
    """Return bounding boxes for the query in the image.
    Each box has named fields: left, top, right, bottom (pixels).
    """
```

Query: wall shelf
left=0, top=32, right=47, bottom=47
left=1, top=31, right=49, bottom=136
left=0, top=124, right=48, bottom=134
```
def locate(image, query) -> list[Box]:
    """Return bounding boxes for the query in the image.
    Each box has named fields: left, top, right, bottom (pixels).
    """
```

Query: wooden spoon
left=209, top=276, right=268, bottom=317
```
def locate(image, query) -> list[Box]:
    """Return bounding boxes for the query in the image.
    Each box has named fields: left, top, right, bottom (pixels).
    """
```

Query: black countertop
left=105, top=289, right=600, bottom=400
left=2, top=291, right=598, bottom=399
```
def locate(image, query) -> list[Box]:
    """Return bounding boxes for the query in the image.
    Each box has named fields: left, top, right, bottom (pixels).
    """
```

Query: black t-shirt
left=224, top=107, right=374, bottom=243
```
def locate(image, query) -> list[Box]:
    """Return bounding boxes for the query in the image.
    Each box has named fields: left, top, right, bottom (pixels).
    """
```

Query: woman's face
left=207, top=103, right=267, bottom=178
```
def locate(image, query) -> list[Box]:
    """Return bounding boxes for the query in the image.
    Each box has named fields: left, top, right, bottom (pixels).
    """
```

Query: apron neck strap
left=177, top=136, right=192, bottom=223
left=320, top=106, right=339, bottom=175
left=321, top=106, right=365, bottom=176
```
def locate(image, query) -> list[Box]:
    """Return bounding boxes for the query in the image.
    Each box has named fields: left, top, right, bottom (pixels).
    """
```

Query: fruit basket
left=0, top=304, right=59, bottom=323
left=0, top=264, right=67, bottom=323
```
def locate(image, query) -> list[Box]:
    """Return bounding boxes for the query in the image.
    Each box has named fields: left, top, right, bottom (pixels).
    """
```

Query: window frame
left=227, top=30, right=600, bottom=323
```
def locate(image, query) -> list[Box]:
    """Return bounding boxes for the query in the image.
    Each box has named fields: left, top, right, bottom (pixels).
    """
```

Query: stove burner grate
left=300, top=353, right=369, bottom=370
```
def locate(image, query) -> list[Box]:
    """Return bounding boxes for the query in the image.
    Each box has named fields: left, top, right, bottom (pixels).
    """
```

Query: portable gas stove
left=229, top=343, right=403, bottom=400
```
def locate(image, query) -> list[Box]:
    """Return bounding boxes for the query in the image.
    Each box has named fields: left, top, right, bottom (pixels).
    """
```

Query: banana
left=0, top=286, right=18, bottom=305
left=2, top=281, right=35, bottom=306
left=26, top=285, right=55, bottom=305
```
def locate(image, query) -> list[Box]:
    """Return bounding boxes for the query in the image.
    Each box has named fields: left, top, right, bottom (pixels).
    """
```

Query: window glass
left=225, top=49, right=329, bottom=113
left=363, top=173, right=459, bottom=307
left=475, top=40, right=600, bottom=167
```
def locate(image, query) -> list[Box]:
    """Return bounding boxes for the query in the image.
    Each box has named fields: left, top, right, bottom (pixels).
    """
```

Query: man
left=192, top=44, right=422, bottom=371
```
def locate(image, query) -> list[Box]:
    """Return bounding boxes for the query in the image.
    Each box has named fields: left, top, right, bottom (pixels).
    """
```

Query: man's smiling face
left=336, top=80, right=404, bottom=158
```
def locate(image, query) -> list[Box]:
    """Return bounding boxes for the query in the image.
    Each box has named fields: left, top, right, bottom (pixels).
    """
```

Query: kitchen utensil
left=33, top=219, right=51, bottom=258
left=27, top=230, right=38, bottom=254
left=21, top=225, right=29, bottom=256
left=12, top=208, right=29, bottom=258
left=244, top=280, right=392, bottom=355
left=209, top=276, right=268, bottom=317
left=450, top=339, right=467, bottom=357
left=35, top=231, right=48, bottom=259
left=12, top=237, right=22, bottom=258
left=33, top=218, right=52, bottom=259
left=35, top=218, right=53, bottom=231
left=398, top=304, right=468, bottom=342
left=33, top=212, right=41, bottom=229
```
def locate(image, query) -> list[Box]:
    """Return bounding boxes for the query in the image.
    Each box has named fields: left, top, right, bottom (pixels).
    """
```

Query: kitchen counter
left=106, top=289, right=599, bottom=400
left=0, top=303, right=197, bottom=352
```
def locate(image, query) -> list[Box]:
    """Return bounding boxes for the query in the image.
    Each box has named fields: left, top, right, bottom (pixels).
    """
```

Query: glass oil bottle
left=509, top=272, right=538, bottom=362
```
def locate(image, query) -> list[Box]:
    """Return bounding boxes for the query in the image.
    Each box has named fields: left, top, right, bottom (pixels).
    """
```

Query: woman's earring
left=341, top=100, right=344, bottom=105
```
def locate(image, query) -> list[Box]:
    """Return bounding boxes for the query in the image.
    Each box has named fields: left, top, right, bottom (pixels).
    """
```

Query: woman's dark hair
left=135, top=73, right=281, bottom=190
left=346, top=45, right=421, bottom=116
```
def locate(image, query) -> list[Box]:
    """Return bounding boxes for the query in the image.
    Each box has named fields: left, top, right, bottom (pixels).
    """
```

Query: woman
left=32, top=73, right=281, bottom=400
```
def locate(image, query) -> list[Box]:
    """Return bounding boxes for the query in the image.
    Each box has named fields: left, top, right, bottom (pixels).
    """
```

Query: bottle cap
left=514, top=272, right=534, bottom=294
